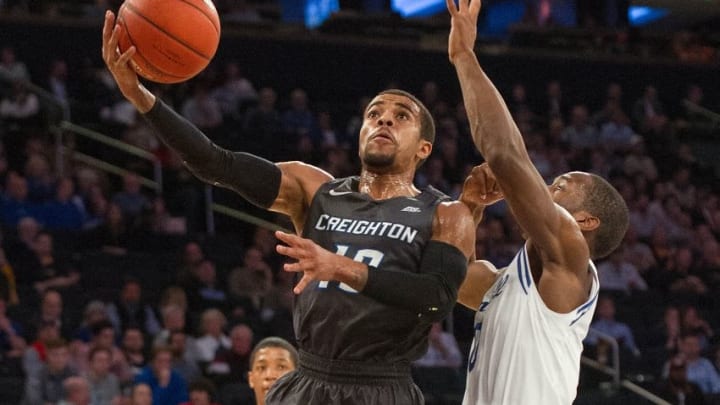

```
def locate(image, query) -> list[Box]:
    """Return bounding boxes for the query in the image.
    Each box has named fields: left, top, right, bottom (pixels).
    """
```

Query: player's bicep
left=270, top=161, right=333, bottom=221
left=458, top=260, right=498, bottom=310
left=431, top=201, right=476, bottom=259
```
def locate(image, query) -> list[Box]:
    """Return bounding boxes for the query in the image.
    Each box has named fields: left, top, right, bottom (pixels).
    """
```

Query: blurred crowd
left=0, top=8, right=720, bottom=402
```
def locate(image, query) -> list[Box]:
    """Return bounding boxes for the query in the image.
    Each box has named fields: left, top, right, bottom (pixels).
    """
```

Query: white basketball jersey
left=463, top=245, right=599, bottom=405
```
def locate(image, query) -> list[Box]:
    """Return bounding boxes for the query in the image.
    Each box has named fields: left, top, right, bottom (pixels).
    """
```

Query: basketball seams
left=121, top=14, right=186, bottom=83
left=123, top=1, right=213, bottom=60
left=177, top=0, right=221, bottom=35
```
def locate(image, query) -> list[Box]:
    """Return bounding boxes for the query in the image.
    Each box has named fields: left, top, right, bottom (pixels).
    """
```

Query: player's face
left=548, top=172, right=590, bottom=215
left=358, top=93, right=431, bottom=172
left=248, top=347, right=296, bottom=405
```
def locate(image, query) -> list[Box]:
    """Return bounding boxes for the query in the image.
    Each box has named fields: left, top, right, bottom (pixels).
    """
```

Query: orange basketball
left=117, top=0, right=220, bottom=84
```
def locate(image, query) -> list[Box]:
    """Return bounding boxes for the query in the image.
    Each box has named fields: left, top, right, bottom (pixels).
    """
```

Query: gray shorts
left=266, top=351, right=424, bottom=405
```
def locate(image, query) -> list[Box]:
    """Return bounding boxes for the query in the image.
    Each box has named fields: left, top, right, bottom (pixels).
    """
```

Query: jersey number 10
left=317, top=245, right=384, bottom=293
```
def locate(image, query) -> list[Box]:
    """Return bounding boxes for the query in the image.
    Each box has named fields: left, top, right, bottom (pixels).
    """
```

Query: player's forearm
left=452, top=52, right=526, bottom=164
left=143, top=99, right=280, bottom=208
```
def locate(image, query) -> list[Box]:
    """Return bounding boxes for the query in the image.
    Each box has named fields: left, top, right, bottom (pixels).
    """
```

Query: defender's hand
left=446, top=0, right=482, bottom=64
left=460, top=163, right=504, bottom=213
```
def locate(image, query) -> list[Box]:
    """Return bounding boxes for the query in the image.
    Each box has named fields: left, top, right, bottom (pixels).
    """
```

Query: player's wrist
left=335, top=256, right=368, bottom=291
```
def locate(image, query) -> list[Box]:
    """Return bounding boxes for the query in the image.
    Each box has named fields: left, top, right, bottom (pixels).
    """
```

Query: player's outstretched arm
left=102, top=11, right=331, bottom=226
left=447, top=0, right=583, bottom=265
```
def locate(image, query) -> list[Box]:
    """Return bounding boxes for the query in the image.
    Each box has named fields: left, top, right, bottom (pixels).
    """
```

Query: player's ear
left=574, top=211, right=599, bottom=231
left=417, top=140, right=432, bottom=161
left=247, top=371, right=254, bottom=388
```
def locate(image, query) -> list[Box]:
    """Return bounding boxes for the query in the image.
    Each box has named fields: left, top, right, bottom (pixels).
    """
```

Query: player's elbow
left=418, top=277, right=458, bottom=322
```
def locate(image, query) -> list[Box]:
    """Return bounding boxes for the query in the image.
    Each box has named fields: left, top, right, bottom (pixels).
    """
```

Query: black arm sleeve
left=361, top=240, right=467, bottom=322
left=143, top=99, right=281, bottom=208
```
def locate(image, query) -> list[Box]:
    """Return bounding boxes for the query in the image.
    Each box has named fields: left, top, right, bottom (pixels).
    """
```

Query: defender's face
left=358, top=93, right=429, bottom=171
left=548, top=172, right=590, bottom=214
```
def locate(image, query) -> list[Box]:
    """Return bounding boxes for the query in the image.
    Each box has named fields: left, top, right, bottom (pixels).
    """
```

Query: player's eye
left=367, top=110, right=379, bottom=118
left=397, top=112, right=409, bottom=120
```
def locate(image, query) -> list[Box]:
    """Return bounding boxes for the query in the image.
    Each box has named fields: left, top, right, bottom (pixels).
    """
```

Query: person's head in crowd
left=229, top=324, right=253, bottom=356
left=200, top=309, right=226, bottom=338
left=195, top=259, right=218, bottom=286
left=595, top=295, right=616, bottom=321
left=130, top=382, right=153, bottom=405
left=160, top=304, right=186, bottom=333
left=46, top=338, right=70, bottom=373
left=150, top=346, right=173, bottom=378
left=183, top=241, right=204, bottom=267
left=167, top=330, right=188, bottom=359
left=248, top=337, right=298, bottom=405
left=41, top=289, right=63, bottom=320
left=667, top=354, right=689, bottom=386
left=35, top=319, right=61, bottom=345
left=679, top=334, right=702, bottom=361
left=122, top=326, right=145, bottom=353
left=160, top=286, right=188, bottom=312
left=187, top=378, right=217, bottom=405
left=82, top=300, right=108, bottom=326
left=88, top=346, right=113, bottom=378
left=119, top=278, right=144, bottom=305
left=62, top=376, right=91, bottom=405
left=32, top=231, right=54, bottom=257
left=91, top=320, right=117, bottom=349
left=5, top=171, right=28, bottom=201
left=17, top=216, right=41, bottom=244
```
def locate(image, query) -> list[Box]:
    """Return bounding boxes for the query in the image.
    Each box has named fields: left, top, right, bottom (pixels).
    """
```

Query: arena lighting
left=305, top=0, right=340, bottom=28
left=392, top=0, right=446, bottom=17
left=628, top=5, right=670, bottom=26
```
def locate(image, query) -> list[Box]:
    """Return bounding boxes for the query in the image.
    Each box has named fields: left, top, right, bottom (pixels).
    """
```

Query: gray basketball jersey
left=296, top=176, right=448, bottom=363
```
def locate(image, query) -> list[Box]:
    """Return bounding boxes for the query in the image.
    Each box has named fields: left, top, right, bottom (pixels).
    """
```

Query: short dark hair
left=91, top=320, right=115, bottom=337
left=249, top=337, right=298, bottom=368
left=582, top=174, right=629, bottom=259
left=377, top=89, right=435, bottom=144
left=188, top=377, right=216, bottom=396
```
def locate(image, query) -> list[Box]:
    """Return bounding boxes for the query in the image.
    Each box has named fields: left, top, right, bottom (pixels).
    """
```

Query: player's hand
left=447, top=0, right=482, bottom=64
left=275, top=231, right=349, bottom=294
left=102, top=10, right=155, bottom=112
left=460, top=163, right=504, bottom=213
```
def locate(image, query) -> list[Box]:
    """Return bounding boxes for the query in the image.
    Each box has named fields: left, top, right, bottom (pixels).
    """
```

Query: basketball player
left=102, top=11, right=475, bottom=404
left=248, top=337, right=298, bottom=405
left=446, top=0, right=629, bottom=403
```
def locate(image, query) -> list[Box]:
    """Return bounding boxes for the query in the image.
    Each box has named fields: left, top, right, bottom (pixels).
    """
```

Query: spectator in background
left=176, top=242, right=205, bottom=288
left=27, top=289, right=73, bottom=340
left=82, top=202, right=132, bottom=255
left=128, top=383, right=153, bottom=405
left=194, top=309, right=230, bottom=364
left=167, top=331, right=201, bottom=385
left=112, top=173, right=150, bottom=221
left=597, top=247, right=647, bottom=296
left=561, top=104, right=598, bottom=150
left=0, top=81, right=40, bottom=127
left=211, top=61, right=257, bottom=122
left=184, top=259, right=228, bottom=313
left=207, top=323, right=253, bottom=386
left=135, top=346, right=189, bottom=405
left=106, top=278, right=161, bottom=338
left=180, top=378, right=219, bottom=405
left=621, top=225, right=656, bottom=276
left=86, top=346, right=121, bottom=405
left=121, top=327, right=147, bottom=378
left=413, top=322, right=462, bottom=369
left=180, top=81, right=223, bottom=138
left=680, top=305, right=714, bottom=351
left=657, top=355, right=706, bottom=405
left=46, top=59, right=70, bottom=107
left=0, top=246, right=20, bottom=305
left=153, top=304, right=197, bottom=365
left=42, top=177, right=87, bottom=231
left=227, top=246, right=272, bottom=324
left=242, top=87, right=282, bottom=158
left=0, top=46, right=30, bottom=84
left=599, top=107, right=636, bottom=152
left=24, top=153, right=55, bottom=203
left=72, top=300, right=109, bottom=343
left=23, top=338, right=77, bottom=405
left=633, top=85, right=664, bottom=131
left=247, top=337, right=298, bottom=405
left=0, top=172, right=37, bottom=228
left=58, top=376, right=91, bottom=405
left=670, top=334, right=720, bottom=395
left=585, top=295, right=641, bottom=359
left=0, top=293, right=25, bottom=369
left=282, top=88, right=316, bottom=150
left=4, top=216, right=41, bottom=271
left=70, top=320, right=132, bottom=384
left=22, top=232, right=81, bottom=299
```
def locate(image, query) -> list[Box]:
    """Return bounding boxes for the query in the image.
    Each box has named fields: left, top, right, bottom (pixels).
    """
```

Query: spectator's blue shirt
left=687, top=358, right=720, bottom=394
left=134, top=366, right=189, bottom=405
left=585, top=319, right=639, bottom=353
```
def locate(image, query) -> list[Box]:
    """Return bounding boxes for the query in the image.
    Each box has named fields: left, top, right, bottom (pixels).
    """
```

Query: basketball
left=117, top=0, right=220, bottom=84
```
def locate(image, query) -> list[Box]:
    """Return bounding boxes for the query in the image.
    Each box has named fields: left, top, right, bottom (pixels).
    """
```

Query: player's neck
left=358, top=170, right=419, bottom=200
